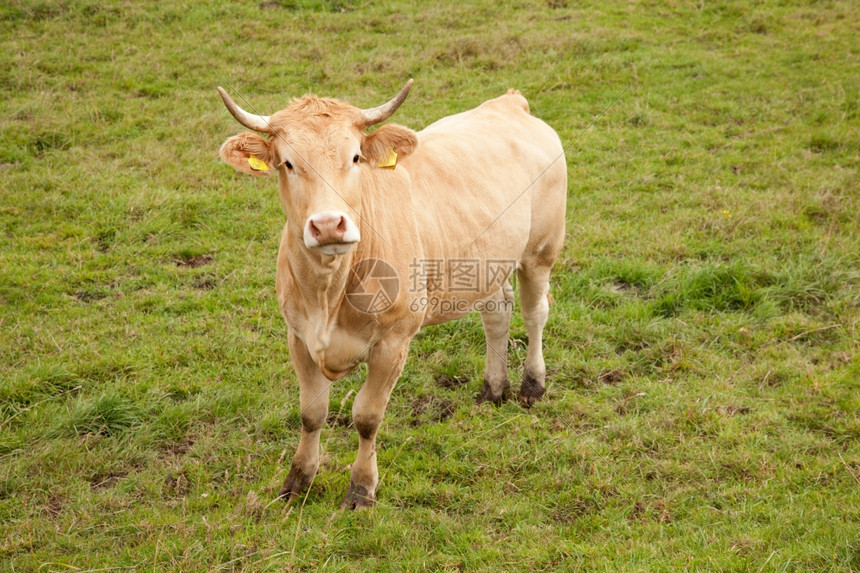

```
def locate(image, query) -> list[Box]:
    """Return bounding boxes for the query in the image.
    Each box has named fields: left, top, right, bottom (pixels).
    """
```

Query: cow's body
left=219, top=82, right=566, bottom=508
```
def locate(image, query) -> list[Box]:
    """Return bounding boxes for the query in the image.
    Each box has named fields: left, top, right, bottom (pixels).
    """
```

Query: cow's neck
left=283, top=226, right=367, bottom=379
left=283, top=222, right=355, bottom=342
left=288, top=235, right=352, bottom=311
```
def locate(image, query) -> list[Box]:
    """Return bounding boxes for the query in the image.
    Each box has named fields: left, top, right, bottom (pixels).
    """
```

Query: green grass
left=1, top=0, right=859, bottom=571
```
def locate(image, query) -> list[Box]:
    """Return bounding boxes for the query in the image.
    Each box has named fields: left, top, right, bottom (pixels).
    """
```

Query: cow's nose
left=308, top=214, right=347, bottom=245
left=303, top=210, right=361, bottom=252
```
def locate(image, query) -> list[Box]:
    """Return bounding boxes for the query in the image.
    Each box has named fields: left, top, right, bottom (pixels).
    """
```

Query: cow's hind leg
left=342, top=334, right=410, bottom=509
left=279, top=332, right=330, bottom=501
left=479, top=281, right=514, bottom=404
left=517, top=264, right=552, bottom=407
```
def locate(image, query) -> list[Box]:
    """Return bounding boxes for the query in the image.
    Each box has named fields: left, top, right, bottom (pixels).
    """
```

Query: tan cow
left=218, top=80, right=566, bottom=508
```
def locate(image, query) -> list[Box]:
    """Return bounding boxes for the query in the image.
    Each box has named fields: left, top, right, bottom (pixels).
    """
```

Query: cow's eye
left=284, top=160, right=293, bottom=170
left=353, top=155, right=360, bottom=164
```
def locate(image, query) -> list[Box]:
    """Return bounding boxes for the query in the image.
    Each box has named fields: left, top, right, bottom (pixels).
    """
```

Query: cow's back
left=402, top=92, right=566, bottom=265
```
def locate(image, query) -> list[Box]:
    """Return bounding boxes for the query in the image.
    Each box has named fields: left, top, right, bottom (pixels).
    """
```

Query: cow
left=217, top=80, right=567, bottom=508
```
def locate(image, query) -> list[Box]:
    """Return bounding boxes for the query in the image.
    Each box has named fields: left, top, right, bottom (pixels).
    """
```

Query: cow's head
left=218, top=81, right=418, bottom=257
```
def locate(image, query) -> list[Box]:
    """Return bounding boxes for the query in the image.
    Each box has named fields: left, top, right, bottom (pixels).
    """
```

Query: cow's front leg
left=280, top=331, right=330, bottom=501
left=341, top=336, right=409, bottom=509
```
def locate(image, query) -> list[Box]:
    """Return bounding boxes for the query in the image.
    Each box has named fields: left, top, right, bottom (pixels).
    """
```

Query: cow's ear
left=362, top=124, right=419, bottom=166
left=219, top=132, right=274, bottom=177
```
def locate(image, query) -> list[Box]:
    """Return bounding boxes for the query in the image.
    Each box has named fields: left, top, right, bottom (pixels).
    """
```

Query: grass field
left=1, top=0, right=859, bottom=570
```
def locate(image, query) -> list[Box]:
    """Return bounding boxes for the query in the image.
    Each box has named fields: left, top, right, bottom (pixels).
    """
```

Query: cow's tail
left=506, top=89, right=530, bottom=114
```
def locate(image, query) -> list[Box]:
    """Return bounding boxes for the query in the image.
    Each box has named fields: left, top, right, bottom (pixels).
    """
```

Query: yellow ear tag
left=248, top=155, right=269, bottom=172
left=378, top=148, right=397, bottom=169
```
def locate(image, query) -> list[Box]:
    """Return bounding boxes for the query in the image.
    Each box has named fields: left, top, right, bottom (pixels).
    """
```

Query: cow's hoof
left=478, top=380, right=510, bottom=406
left=340, top=481, right=375, bottom=510
left=518, top=373, right=545, bottom=408
left=278, top=465, right=314, bottom=502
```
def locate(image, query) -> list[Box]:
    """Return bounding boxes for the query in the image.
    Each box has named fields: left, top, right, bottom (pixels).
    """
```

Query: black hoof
left=478, top=379, right=510, bottom=406
left=340, top=481, right=375, bottom=510
left=518, top=372, right=545, bottom=408
left=278, top=465, right=314, bottom=502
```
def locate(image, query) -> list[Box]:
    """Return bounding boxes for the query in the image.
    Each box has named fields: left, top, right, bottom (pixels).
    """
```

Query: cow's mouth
left=314, top=241, right=358, bottom=256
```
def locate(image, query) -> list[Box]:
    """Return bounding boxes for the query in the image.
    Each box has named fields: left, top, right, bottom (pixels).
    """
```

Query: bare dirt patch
left=174, top=255, right=214, bottom=268
left=410, top=396, right=456, bottom=425
left=436, top=374, right=469, bottom=390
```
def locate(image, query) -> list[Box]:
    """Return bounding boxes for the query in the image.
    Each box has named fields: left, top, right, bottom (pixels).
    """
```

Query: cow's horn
left=218, top=87, right=271, bottom=133
left=358, top=79, right=413, bottom=127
